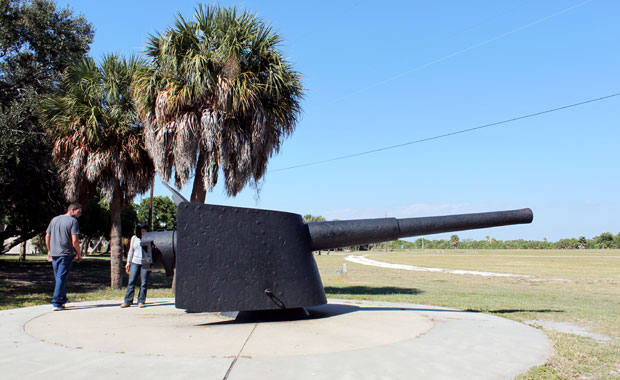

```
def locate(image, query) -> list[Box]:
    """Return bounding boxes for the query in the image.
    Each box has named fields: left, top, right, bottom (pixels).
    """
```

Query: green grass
left=2, top=250, right=619, bottom=379
left=317, top=250, right=620, bottom=380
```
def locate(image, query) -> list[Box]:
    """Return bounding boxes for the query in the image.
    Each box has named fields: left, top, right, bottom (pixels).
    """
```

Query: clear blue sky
left=55, top=0, right=620, bottom=242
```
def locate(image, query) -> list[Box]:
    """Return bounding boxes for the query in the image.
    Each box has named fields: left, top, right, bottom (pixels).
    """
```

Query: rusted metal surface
left=173, top=203, right=326, bottom=313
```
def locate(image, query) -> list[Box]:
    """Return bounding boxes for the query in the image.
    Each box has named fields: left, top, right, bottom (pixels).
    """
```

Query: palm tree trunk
left=110, top=183, right=123, bottom=289
left=190, top=151, right=207, bottom=203
left=19, top=241, right=26, bottom=262
left=81, top=236, right=91, bottom=256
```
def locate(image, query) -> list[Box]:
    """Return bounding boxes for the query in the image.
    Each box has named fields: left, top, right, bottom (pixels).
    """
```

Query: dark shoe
left=120, top=303, right=131, bottom=308
left=138, top=303, right=145, bottom=308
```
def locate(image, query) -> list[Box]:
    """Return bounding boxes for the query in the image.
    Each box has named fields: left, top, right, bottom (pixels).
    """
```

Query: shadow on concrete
left=63, top=299, right=175, bottom=311
left=482, top=309, right=564, bottom=314
left=199, top=302, right=471, bottom=326
left=307, top=303, right=470, bottom=318
left=62, top=303, right=125, bottom=311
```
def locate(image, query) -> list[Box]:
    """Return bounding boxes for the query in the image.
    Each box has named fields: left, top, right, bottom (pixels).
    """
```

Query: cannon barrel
left=307, top=208, right=533, bottom=251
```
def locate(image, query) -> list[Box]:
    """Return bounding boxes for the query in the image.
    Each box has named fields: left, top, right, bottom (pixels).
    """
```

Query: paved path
left=0, top=298, right=551, bottom=380
left=345, top=255, right=531, bottom=278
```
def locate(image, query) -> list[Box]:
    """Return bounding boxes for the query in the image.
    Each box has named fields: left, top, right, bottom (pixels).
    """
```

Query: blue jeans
left=124, top=263, right=150, bottom=305
left=52, top=255, right=73, bottom=307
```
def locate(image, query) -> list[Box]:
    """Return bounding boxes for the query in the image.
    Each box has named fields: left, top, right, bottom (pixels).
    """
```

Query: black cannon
left=141, top=199, right=533, bottom=314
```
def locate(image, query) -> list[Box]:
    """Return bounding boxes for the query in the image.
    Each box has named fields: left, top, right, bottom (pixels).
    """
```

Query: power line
left=331, top=0, right=594, bottom=104
left=270, top=92, right=620, bottom=173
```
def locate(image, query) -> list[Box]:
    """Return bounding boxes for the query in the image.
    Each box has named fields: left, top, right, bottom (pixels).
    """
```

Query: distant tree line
left=18, top=196, right=176, bottom=257
left=382, top=232, right=620, bottom=250
left=78, top=196, right=177, bottom=243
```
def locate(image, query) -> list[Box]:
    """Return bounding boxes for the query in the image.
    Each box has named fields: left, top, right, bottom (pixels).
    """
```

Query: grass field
left=1, top=249, right=619, bottom=379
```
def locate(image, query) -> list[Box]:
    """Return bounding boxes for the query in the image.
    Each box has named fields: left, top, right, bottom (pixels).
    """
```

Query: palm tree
left=133, top=5, right=304, bottom=202
left=42, top=55, right=154, bottom=289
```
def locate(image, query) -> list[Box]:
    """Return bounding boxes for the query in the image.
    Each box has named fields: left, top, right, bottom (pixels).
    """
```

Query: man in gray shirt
left=46, top=203, right=83, bottom=310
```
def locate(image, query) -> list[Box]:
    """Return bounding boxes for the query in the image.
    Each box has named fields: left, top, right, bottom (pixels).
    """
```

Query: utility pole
left=148, top=178, right=154, bottom=231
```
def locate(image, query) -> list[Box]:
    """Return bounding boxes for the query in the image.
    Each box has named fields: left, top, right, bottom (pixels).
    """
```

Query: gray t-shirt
left=46, top=215, right=80, bottom=257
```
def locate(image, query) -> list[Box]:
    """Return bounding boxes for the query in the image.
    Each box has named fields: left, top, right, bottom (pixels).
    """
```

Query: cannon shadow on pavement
left=199, top=302, right=476, bottom=326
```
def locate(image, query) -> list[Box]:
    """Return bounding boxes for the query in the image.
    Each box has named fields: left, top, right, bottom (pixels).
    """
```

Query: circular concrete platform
left=0, top=298, right=551, bottom=380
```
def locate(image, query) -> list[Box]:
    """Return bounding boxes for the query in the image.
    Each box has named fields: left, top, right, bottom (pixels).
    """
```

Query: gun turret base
left=175, top=203, right=327, bottom=313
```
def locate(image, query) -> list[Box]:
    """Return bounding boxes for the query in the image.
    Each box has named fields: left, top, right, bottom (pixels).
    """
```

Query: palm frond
left=134, top=5, right=304, bottom=197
